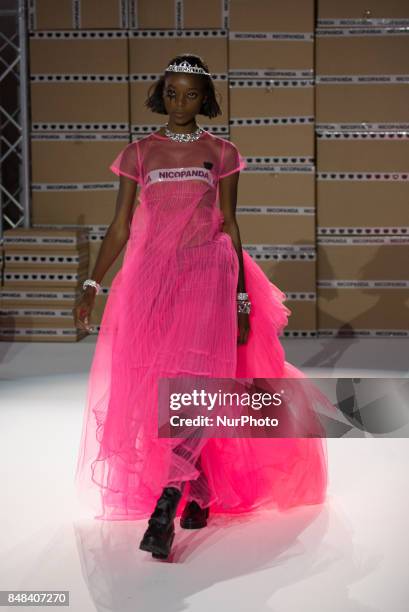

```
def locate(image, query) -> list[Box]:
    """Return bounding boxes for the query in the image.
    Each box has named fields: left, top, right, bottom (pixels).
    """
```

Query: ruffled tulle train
left=74, top=238, right=334, bottom=521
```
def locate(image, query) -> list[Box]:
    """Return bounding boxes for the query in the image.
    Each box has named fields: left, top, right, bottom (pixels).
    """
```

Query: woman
left=73, top=54, right=334, bottom=560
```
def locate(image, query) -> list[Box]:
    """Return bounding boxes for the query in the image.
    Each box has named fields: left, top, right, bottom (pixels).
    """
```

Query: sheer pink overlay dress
left=74, top=129, right=334, bottom=520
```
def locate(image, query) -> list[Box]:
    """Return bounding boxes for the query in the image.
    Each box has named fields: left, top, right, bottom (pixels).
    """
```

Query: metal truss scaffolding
left=0, top=0, right=30, bottom=242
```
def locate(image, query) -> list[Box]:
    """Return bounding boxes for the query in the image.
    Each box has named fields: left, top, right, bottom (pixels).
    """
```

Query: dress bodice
left=110, top=130, right=246, bottom=196
left=109, top=130, right=247, bottom=250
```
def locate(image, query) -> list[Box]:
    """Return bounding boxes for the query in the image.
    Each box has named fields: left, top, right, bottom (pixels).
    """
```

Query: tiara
left=165, top=59, right=211, bottom=77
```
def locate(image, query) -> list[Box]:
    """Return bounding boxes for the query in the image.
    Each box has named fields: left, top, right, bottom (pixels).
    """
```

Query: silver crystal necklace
left=164, top=122, right=205, bottom=143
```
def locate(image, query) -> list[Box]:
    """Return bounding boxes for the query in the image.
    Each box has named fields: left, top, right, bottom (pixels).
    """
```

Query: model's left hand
left=237, top=312, right=250, bottom=344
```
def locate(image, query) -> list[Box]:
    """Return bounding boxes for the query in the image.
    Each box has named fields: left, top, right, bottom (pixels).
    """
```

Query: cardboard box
left=31, top=134, right=130, bottom=184
left=318, top=236, right=409, bottom=337
left=229, top=79, right=314, bottom=161
left=129, top=30, right=228, bottom=74
left=29, top=29, right=228, bottom=131
left=317, top=237, right=409, bottom=336
left=32, top=190, right=119, bottom=226
left=2, top=228, right=88, bottom=252
left=30, top=82, right=130, bottom=130
left=228, top=38, right=314, bottom=79
left=317, top=236, right=409, bottom=281
left=230, top=125, right=315, bottom=159
left=33, top=223, right=109, bottom=232
left=317, top=0, right=409, bottom=27
left=229, top=0, right=315, bottom=32
left=3, top=269, right=87, bottom=289
left=29, top=30, right=128, bottom=74
left=128, top=0, right=228, bottom=29
left=4, top=248, right=89, bottom=271
left=29, top=31, right=129, bottom=130
left=316, top=27, right=409, bottom=76
left=317, top=132, right=409, bottom=234
left=237, top=213, right=315, bottom=246
left=282, top=298, right=316, bottom=333
left=0, top=307, right=76, bottom=325
left=0, top=288, right=81, bottom=308
left=30, top=135, right=134, bottom=230
left=0, top=325, right=88, bottom=342
left=316, top=81, right=409, bottom=130
left=318, top=287, right=409, bottom=336
left=317, top=131, right=409, bottom=173
left=254, top=251, right=318, bottom=334
left=29, top=0, right=129, bottom=30
left=316, top=28, right=409, bottom=129
left=1, top=228, right=106, bottom=342
left=256, top=255, right=316, bottom=293
left=236, top=167, right=315, bottom=207
left=229, top=78, right=314, bottom=123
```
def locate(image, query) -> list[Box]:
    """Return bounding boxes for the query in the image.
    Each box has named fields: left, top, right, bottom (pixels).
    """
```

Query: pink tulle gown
left=74, top=129, right=335, bottom=521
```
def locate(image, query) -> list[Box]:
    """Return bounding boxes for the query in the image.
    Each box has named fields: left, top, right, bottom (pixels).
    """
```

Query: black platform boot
left=180, top=500, right=210, bottom=529
left=139, top=486, right=183, bottom=559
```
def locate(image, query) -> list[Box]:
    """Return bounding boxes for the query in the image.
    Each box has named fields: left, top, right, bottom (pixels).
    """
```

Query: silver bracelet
left=83, top=279, right=101, bottom=294
left=238, top=300, right=251, bottom=314
left=237, top=292, right=249, bottom=301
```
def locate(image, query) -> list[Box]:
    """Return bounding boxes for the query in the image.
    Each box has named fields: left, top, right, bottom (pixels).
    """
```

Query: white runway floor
left=0, top=336, right=408, bottom=612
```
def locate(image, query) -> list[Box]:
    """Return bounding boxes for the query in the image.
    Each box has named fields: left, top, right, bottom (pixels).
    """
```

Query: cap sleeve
left=219, top=139, right=247, bottom=179
left=109, top=141, right=140, bottom=183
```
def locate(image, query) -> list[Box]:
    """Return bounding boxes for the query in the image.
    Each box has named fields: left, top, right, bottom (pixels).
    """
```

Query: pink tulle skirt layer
left=75, top=201, right=334, bottom=520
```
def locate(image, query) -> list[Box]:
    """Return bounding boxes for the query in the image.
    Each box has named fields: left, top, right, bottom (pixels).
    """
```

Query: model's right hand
left=73, top=288, right=96, bottom=332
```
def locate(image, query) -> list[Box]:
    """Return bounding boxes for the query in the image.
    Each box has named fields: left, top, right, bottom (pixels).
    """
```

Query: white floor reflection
left=0, top=338, right=408, bottom=611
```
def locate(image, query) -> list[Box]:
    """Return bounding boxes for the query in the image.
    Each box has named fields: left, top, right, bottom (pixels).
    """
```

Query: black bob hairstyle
left=145, top=53, right=222, bottom=119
